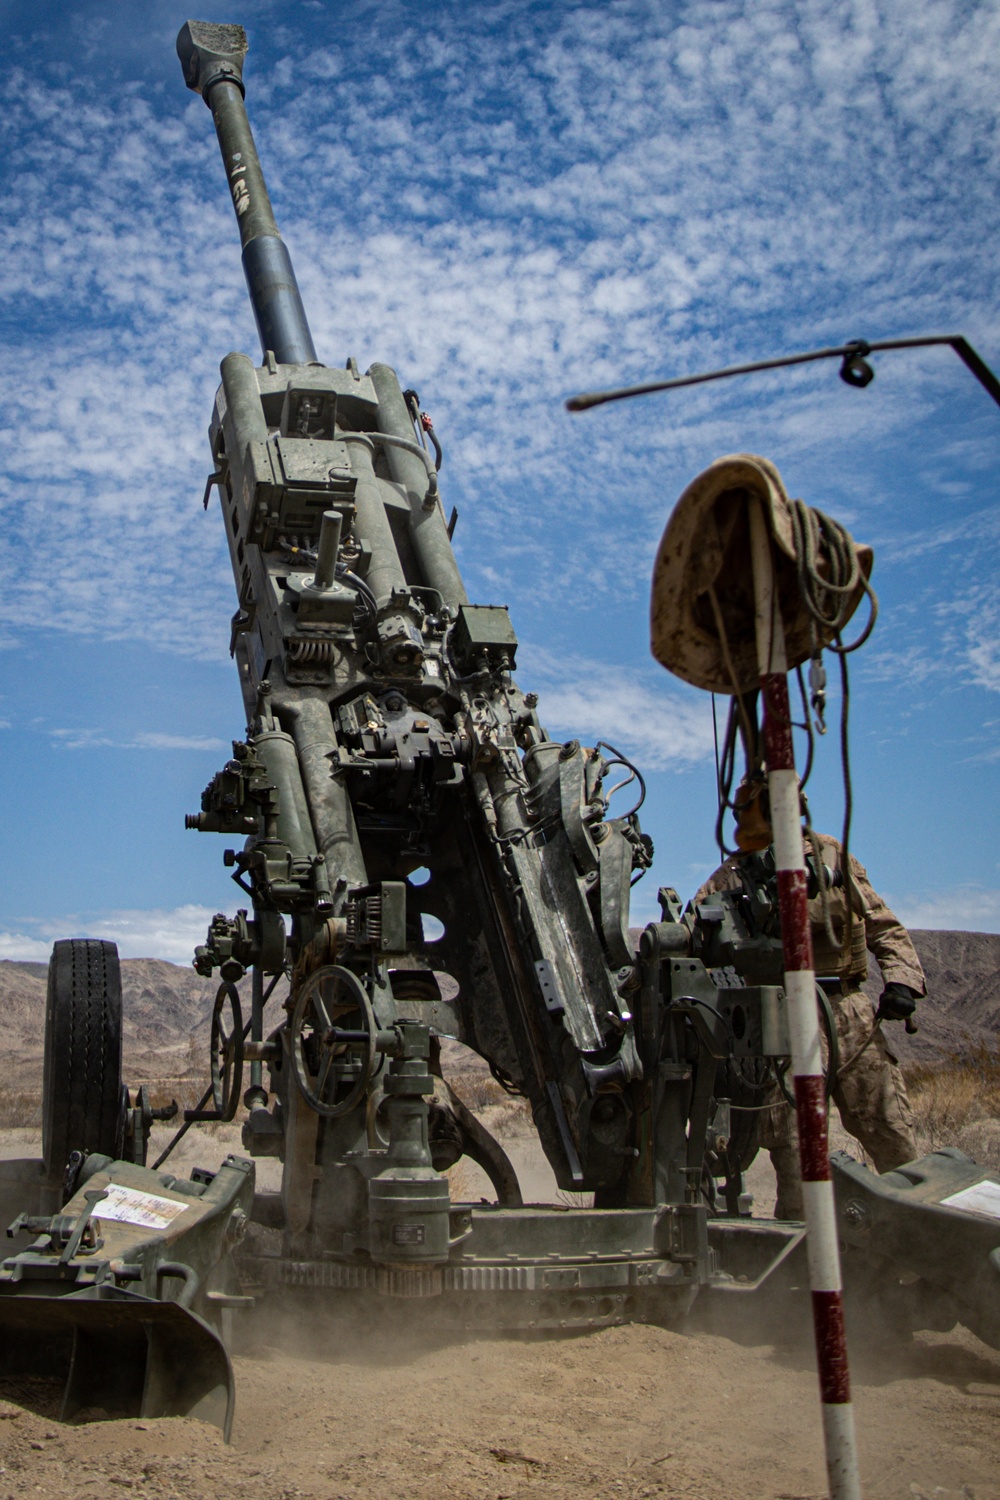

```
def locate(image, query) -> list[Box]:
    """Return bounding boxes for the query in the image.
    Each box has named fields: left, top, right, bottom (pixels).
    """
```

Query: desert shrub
left=446, top=1157, right=483, bottom=1202
left=447, top=1068, right=512, bottom=1113
left=482, top=1098, right=531, bottom=1139
left=905, top=1036, right=1000, bottom=1161
left=0, top=1089, right=42, bottom=1129
left=145, top=1079, right=206, bottom=1114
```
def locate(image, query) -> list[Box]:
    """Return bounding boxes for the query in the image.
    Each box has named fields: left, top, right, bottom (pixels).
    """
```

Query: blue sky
left=0, top=0, right=997, bottom=961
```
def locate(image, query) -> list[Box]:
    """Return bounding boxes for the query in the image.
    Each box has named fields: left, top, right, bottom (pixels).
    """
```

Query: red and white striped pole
left=748, top=498, right=862, bottom=1500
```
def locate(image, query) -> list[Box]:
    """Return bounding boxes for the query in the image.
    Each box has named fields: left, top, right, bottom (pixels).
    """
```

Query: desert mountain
left=4, top=957, right=234, bottom=1067
left=863, top=928, right=1000, bottom=1065
left=3, top=929, right=998, bottom=1074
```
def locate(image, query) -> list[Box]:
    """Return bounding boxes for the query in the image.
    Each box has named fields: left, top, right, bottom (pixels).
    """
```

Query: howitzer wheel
left=43, top=940, right=124, bottom=1190
left=210, top=982, right=245, bottom=1121
left=290, top=965, right=377, bottom=1118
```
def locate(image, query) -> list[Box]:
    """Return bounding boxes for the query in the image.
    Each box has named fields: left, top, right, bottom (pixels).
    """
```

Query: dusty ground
left=0, top=1307, right=998, bottom=1500
left=2, top=1113, right=1000, bottom=1500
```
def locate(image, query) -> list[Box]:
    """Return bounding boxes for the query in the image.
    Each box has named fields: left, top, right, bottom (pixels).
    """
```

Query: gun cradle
left=166, top=19, right=786, bottom=1278
left=194, top=325, right=810, bottom=1271
left=194, top=342, right=669, bottom=1213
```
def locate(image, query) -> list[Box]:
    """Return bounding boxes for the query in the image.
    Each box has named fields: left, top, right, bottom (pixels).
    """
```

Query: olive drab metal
left=3, top=18, right=999, bottom=1436
left=176, top=19, right=665, bottom=1237
left=161, top=21, right=1000, bottom=1342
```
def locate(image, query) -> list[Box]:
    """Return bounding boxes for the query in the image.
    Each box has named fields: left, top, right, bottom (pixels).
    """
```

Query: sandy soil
left=1, top=1314, right=998, bottom=1500
left=1, top=1122, right=999, bottom=1500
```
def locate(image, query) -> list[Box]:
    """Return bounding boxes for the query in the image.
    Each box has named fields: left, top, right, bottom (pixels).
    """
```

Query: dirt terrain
left=2, top=1103, right=999, bottom=1500
left=1, top=941, right=999, bottom=1498
left=0, top=1319, right=996, bottom=1500
left=0, top=1249, right=998, bottom=1500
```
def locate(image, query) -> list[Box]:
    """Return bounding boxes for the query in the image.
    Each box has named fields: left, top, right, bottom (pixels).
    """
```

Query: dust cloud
left=1, top=1102, right=999, bottom=1498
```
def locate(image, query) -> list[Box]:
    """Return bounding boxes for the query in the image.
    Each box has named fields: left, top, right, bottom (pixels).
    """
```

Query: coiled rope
left=787, top=500, right=878, bottom=654
left=708, top=499, right=880, bottom=960
left=786, top=499, right=879, bottom=972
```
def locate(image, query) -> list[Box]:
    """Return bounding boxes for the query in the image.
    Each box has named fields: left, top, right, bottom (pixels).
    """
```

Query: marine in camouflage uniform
left=695, top=833, right=925, bottom=1219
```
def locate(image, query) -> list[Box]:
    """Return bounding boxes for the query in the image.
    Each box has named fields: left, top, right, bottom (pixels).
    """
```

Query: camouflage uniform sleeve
left=846, top=851, right=927, bottom=997
left=692, top=859, right=744, bottom=905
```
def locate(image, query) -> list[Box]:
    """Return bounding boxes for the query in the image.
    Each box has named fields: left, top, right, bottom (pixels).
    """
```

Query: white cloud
left=968, top=636, right=1000, bottom=695
left=0, top=0, right=997, bottom=940
left=0, top=1, right=998, bottom=653
left=891, top=887, right=1000, bottom=936
left=962, top=573, right=1000, bottom=695
left=522, top=649, right=714, bottom=772
left=133, top=733, right=228, bottom=752
left=0, top=905, right=217, bottom=964
left=49, top=728, right=227, bottom=752
left=0, top=931, right=53, bottom=962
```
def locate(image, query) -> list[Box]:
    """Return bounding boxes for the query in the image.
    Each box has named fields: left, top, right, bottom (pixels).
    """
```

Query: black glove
left=877, top=982, right=918, bottom=1022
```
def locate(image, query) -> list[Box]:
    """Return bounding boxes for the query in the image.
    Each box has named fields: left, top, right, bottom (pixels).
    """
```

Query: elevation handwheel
left=289, top=965, right=377, bottom=1119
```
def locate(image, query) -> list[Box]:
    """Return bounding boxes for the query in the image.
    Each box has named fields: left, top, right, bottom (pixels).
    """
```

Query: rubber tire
left=43, top=939, right=124, bottom=1186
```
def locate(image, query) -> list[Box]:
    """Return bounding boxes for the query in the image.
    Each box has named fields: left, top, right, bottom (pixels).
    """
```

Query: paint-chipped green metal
left=0, top=1153, right=253, bottom=1437
left=163, top=20, right=1000, bottom=1331
left=171, top=23, right=749, bottom=1266
left=4, top=25, right=998, bottom=1428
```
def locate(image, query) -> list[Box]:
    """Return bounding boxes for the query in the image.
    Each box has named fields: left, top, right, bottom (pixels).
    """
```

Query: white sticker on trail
left=941, top=1178, right=1000, bottom=1221
left=93, top=1183, right=192, bottom=1231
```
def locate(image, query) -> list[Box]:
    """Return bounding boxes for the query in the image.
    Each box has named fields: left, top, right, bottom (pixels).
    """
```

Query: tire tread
left=43, top=939, right=123, bottom=1183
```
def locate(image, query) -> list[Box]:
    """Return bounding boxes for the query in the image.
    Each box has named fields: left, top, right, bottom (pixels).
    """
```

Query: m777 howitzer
left=1, top=19, right=999, bottom=1436
left=166, top=21, right=1000, bottom=1338
left=168, top=19, right=771, bottom=1261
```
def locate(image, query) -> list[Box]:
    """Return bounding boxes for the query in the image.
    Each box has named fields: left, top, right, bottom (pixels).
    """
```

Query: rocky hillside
left=2, top=929, right=997, bottom=1075
left=0, top=962, right=48, bottom=1057
left=3, top=957, right=231, bottom=1068
left=864, top=928, right=1000, bottom=1065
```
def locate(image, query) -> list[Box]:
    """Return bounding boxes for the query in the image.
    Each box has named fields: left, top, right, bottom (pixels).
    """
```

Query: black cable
left=402, top=388, right=425, bottom=449
left=713, top=699, right=741, bottom=859
left=338, top=564, right=378, bottom=619
left=787, top=500, right=879, bottom=655
left=594, top=740, right=646, bottom=817
left=794, top=664, right=815, bottom=788
left=403, top=386, right=444, bottom=469
left=424, top=424, right=443, bottom=471
left=676, top=995, right=736, bottom=1040
left=815, top=983, right=841, bottom=1097
left=743, top=984, right=840, bottom=1118
left=712, top=693, right=724, bottom=861
left=836, top=637, right=858, bottom=965
left=277, top=541, right=377, bottom=622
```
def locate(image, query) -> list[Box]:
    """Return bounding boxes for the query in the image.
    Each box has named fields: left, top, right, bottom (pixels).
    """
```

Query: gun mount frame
left=2, top=18, right=998, bottom=1434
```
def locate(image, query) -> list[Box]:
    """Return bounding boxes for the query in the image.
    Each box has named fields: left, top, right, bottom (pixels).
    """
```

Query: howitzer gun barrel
left=177, top=21, right=317, bottom=366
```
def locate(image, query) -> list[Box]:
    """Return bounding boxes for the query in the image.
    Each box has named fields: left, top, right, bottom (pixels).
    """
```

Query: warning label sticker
left=93, top=1183, right=192, bottom=1231
left=940, top=1179, right=1000, bottom=1221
